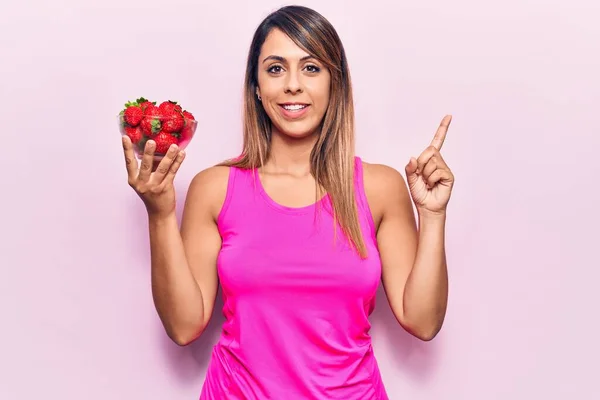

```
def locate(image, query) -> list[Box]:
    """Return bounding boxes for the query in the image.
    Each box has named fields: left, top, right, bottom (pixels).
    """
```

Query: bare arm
left=149, top=166, right=228, bottom=346
left=365, top=163, right=448, bottom=341
left=123, top=136, right=229, bottom=346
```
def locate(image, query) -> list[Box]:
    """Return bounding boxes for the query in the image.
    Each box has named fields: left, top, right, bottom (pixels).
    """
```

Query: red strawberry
left=179, top=110, right=196, bottom=143
left=123, top=105, right=143, bottom=126
left=140, top=105, right=162, bottom=137
left=158, top=101, right=183, bottom=119
left=124, top=126, right=143, bottom=144
left=140, top=100, right=156, bottom=112
left=130, top=96, right=156, bottom=113
left=162, top=109, right=185, bottom=133
left=154, top=131, right=179, bottom=154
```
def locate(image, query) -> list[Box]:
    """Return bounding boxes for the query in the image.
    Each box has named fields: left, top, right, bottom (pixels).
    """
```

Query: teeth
left=283, top=104, right=307, bottom=111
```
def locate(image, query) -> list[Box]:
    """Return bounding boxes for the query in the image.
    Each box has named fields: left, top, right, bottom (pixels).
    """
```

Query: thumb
left=405, top=157, right=419, bottom=184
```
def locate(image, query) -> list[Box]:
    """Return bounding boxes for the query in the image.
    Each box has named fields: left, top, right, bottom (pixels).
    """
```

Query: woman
left=122, top=5, right=454, bottom=400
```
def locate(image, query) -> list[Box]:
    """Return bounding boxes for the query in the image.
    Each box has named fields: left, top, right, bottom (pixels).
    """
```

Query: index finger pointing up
left=430, top=114, right=452, bottom=150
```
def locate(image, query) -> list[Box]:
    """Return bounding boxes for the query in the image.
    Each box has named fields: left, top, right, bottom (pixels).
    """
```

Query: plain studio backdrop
left=1, top=0, right=598, bottom=399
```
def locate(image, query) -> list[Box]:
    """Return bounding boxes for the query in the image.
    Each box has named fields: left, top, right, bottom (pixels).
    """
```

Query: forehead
left=259, top=28, right=310, bottom=60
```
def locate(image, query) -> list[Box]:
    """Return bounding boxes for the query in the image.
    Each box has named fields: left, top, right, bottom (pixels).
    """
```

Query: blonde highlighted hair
left=219, top=5, right=368, bottom=258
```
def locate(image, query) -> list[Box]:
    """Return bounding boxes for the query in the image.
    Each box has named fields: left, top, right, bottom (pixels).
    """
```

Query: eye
left=267, top=65, right=283, bottom=74
left=305, top=64, right=321, bottom=73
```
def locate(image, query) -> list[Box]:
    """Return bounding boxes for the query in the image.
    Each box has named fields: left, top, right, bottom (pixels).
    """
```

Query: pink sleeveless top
left=199, top=157, right=388, bottom=400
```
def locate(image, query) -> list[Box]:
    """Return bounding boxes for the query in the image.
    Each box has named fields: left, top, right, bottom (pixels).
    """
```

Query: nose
left=284, top=70, right=303, bottom=94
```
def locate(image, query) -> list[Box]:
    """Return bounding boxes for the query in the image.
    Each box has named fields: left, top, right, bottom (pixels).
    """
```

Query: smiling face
left=256, top=28, right=331, bottom=140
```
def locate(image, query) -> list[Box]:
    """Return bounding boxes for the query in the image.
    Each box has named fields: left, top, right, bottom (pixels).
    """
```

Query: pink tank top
left=199, top=157, right=388, bottom=400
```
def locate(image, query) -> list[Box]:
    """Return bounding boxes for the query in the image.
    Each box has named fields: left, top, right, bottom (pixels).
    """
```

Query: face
left=256, top=28, right=331, bottom=139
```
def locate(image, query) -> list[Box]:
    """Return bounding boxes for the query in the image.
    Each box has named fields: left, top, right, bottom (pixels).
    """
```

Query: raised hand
left=405, top=115, right=455, bottom=215
left=122, top=136, right=186, bottom=219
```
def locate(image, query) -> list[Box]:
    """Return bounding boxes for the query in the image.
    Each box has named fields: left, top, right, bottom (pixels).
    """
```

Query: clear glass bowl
left=117, top=114, right=198, bottom=160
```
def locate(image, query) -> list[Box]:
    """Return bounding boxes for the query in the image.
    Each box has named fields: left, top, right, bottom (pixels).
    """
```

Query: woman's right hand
left=122, top=136, right=186, bottom=219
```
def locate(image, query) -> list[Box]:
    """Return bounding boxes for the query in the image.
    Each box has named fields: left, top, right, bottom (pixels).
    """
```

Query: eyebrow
left=262, top=55, right=315, bottom=64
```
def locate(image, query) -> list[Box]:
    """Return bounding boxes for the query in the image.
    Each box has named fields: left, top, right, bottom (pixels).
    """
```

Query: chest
left=216, top=206, right=381, bottom=300
left=259, top=172, right=320, bottom=209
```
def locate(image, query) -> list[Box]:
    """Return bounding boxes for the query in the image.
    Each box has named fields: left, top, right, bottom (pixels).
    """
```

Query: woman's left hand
left=405, top=115, right=455, bottom=216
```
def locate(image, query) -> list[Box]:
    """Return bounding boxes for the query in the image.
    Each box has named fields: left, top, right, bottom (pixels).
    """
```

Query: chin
left=274, top=123, right=320, bottom=139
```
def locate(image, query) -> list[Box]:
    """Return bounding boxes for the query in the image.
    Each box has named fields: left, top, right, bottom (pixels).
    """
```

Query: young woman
left=122, top=5, right=455, bottom=400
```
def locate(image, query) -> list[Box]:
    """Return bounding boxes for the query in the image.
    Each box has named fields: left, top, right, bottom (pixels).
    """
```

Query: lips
left=277, top=102, right=311, bottom=120
left=279, top=103, right=310, bottom=111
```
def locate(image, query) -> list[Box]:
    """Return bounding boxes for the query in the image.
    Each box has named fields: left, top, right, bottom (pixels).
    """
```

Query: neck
left=264, top=126, right=319, bottom=176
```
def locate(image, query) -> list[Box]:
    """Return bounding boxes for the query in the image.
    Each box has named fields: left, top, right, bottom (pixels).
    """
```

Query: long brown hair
left=219, top=5, right=368, bottom=258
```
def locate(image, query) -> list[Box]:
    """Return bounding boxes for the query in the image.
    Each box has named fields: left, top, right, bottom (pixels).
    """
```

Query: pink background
left=2, top=0, right=598, bottom=398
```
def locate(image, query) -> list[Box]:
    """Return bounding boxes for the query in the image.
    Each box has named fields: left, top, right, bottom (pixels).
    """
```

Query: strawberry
left=154, top=131, right=179, bottom=154
left=134, top=97, right=156, bottom=113
left=118, top=98, right=195, bottom=150
left=124, top=126, right=143, bottom=144
left=119, top=97, right=155, bottom=127
left=123, top=105, right=143, bottom=127
left=158, top=100, right=183, bottom=119
left=162, top=108, right=185, bottom=133
left=179, top=110, right=196, bottom=143
left=140, top=101, right=156, bottom=112
left=140, top=105, right=162, bottom=137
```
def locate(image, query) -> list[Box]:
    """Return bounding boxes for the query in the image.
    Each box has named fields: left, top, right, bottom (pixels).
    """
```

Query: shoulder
left=185, top=165, right=232, bottom=221
left=361, top=159, right=409, bottom=199
left=189, top=165, right=231, bottom=189
left=359, top=159, right=412, bottom=223
left=361, top=160, right=405, bottom=187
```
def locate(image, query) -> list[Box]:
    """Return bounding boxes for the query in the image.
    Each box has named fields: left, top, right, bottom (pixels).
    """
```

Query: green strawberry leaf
left=152, top=119, right=161, bottom=134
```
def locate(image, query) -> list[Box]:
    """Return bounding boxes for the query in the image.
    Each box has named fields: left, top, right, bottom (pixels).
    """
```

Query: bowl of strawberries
left=118, top=97, right=197, bottom=160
